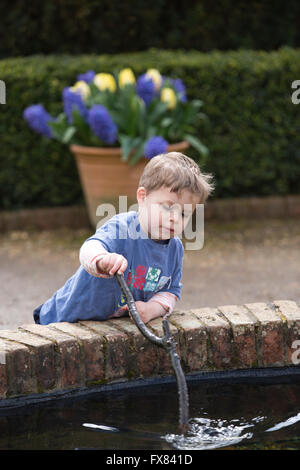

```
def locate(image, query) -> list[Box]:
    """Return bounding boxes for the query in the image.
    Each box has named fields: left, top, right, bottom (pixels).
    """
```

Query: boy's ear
left=136, top=186, right=147, bottom=204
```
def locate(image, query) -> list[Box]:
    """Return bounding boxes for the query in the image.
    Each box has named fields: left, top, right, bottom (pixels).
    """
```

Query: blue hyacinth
left=63, top=87, right=88, bottom=124
left=88, top=105, right=118, bottom=145
left=77, top=70, right=96, bottom=83
left=23, top=104, right=54, bottom=138
left=171, top=78, right=187, bottom=102
left=136, top=74, right=155, bottom=106
left=144, top=136, right=168, bottom=159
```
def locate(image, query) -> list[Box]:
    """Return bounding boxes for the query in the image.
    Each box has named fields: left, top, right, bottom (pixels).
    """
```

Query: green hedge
left=1, top=0, right=300, bottom=57
left=0, top=48, right=300, bottom=210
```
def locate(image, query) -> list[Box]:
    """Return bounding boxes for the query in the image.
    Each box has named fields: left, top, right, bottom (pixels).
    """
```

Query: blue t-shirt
left=34, top=211, right=184, bottom=325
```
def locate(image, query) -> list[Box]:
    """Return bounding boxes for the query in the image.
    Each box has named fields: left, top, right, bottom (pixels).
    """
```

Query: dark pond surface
left=0, top=376, right=299, bottom=450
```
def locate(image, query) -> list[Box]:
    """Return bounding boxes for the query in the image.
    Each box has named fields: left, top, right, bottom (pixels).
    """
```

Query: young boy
left=33, top=152, right=214, bottom=325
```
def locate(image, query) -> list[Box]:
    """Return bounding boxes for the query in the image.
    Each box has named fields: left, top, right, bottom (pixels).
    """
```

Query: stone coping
left=0, top=299, right=299, bottom=401
left=0, top=194, right=300, bottom=232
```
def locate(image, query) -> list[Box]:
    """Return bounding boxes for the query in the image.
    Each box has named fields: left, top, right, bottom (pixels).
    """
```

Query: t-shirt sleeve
left=165, top=240, right=184, bottom=300
left=86, top=214, right=128, bottom=256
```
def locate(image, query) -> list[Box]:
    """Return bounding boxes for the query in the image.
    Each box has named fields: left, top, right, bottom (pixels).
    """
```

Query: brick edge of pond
left=0, top=299, right=299, bottom=401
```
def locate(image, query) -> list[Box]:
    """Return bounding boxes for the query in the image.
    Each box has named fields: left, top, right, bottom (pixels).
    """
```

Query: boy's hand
left=120, top=300, right=166, bottom=324
left=97, top=253, right=128, bottom=276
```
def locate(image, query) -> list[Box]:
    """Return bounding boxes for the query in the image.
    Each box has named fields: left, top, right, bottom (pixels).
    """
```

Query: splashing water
left=265, top=412, right=300, bottom=433
left=164, top=417, right=257, bottom=450
left=81, top=410, right=300, bottom=450
left=82, top=416, right=255, bottom=450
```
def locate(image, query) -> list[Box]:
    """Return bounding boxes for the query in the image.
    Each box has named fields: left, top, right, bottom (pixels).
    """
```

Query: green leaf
left=137, top=101, right=147, bottom=136
left=184, top=134, right=209, bottom=156
left=128, top=140, right=146, bottom=166
left=119, top=135, right=141, bottom=161
left=119, top=135, right=132, bottom=161
left=145, top=126, right=157, bottom=140
left=71, top=109, right=92, bottom=145
left=160, top=117, right=173, bottom=128
left=127, top=95, right=141, bottom=136
left=147, top=100, right=168, bottom=125
left=119, top=135, right=134, bottom=162
left=48, top=113, right=69, bottom=141
left=62, top=126, right=76, bottom=144
left=190, top=99, right=203, bottom=108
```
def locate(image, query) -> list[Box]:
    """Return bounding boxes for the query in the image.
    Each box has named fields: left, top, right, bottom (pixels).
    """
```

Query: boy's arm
left=147, top=292, right=178, bottom=314
left=114, top=292, right=178, bottom=323
left=79, top=239, right=111, bottom=278
left=122, top=293, right=177, bottom=324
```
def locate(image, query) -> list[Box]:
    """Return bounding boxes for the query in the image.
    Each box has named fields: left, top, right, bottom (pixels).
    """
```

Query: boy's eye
left=161, top=203, right=192, bottom=219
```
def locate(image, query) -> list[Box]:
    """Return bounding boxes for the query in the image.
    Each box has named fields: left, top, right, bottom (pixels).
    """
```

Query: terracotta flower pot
left=70, top=141, right=190, bottom=228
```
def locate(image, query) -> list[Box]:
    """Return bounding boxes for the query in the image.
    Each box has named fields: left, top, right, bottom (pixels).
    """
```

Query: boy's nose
left=170, top=211, right=179, bottom=223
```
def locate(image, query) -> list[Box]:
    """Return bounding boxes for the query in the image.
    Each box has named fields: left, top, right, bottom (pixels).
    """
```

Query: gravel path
left=0, top=218, right=299, bottom=329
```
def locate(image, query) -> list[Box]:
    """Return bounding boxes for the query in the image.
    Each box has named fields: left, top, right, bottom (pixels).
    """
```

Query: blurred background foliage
left=0, top=1, right=300, bottom=210
left=1, top=0, right=300, bottom=57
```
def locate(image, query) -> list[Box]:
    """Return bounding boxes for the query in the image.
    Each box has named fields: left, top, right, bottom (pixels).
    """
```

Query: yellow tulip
left=161, top=87, right=177, bottom=109
left=118, top=68, right=136, bottom=88
left=146, top=69, right=162, bottom=91
left=70, top=80, right=91, bottom=100
left=94, top=73, right=117, bottom=92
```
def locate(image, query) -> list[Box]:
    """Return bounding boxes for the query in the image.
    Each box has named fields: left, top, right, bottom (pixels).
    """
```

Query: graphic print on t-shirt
left=129, top=265, right=171, bottom=292
left=117, top=264, right=171, bottom=309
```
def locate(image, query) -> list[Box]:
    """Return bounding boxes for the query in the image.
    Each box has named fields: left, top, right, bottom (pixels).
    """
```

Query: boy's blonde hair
left=138, top=152, right=214, bottom=203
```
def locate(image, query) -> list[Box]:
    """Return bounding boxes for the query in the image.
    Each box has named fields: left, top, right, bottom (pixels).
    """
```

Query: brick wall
left=0, top=300, right=299, bottom=401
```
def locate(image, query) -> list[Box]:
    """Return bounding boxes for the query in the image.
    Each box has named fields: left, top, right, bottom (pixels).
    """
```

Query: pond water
left=0, top=376, right=299, bottom=450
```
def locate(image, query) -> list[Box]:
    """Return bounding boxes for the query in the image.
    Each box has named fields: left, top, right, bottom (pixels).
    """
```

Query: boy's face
left=137, top=185, right=199, bottom=240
